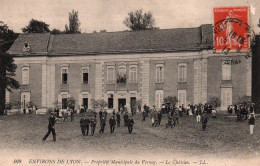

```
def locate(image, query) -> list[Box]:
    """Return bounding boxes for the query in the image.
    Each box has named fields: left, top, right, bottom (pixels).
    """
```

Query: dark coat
left=109, top=117, right=116, bottom=126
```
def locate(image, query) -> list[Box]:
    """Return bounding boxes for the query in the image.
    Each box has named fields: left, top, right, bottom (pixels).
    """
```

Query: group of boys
left=80, top=112, right=97, bottom=136
left=80, top=110, right=134, bottom=135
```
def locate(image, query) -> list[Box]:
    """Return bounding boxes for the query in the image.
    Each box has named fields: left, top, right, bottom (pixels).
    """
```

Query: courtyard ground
left=0, top=112, right=259, bottom=166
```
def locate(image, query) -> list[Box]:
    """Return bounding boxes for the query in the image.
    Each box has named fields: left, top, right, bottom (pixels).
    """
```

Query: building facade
left=6, top=24, right=252, bottom=112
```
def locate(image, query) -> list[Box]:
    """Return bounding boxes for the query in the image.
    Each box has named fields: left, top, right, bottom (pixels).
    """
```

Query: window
left=23, top=43, right=30, bottom=52
left=178, top=64, right=187, bottom=82
left=178, top=90, right=186, bottom=107
left=155, top=90, right=163, bottom=109
left=82, top=68, right=89, bottom=84
left=107, top=66, right=115, bottom=84
left=62, top=69, right=68, bottom=84
left=22, top=66, right=29, bottom=85
left=155, top=64, right=164, bottom=83
left=108, top=94, right=113, bottom=108
left=117, top=65, right=127, bottom=84
left=222, top=60, right=231, bottom=80
left=129, top=66, right=137, bottom=83
left=221, top=88, right=232, bottom=108
left=61, top=94, right=68, bottom=109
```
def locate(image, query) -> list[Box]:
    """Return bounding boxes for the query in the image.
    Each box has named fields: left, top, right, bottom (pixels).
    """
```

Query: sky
left=0, top=0, right=259, bottom=34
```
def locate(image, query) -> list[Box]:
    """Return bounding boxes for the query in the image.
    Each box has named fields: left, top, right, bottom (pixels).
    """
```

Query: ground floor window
left=108, top=94, right=113, bottom=108
left=83, top=98, right=88, bottom=109
left=62, top=98, right=67, bottom=109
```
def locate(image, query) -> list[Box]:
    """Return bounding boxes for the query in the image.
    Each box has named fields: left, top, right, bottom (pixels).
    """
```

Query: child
left=248, top=113, right=255, bottom=135
left=212, top=109, right=217, bottom=118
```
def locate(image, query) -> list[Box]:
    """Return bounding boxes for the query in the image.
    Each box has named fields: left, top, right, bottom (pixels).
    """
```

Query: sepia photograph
left=0, top=0, right=260, bottom=165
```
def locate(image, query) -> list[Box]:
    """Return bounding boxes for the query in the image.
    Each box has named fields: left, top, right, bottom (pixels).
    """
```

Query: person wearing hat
left=90, top=115, right=97, bottom=136
left=124, top=112, right=129, bottom=127
left=109, top=115, right=116, bottom=133
left=248, top=113, right=256, bottom=135
left=116, top=112, right=121, bottom=127
left=166, top=112, right=173, bottom=128
left=42, top=112, right=56, bottom=141
left=99, top=116, right=106, bottom=133
left=201, top=110, right=208, bottom=131
left=127, top=116, right=134, bottom=134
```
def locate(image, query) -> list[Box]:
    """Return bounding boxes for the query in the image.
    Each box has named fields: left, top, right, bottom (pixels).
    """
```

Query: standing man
left=103, top=109, right=108, bottom=122
left=109, top=115, right=116, bottom=133
left=248, top=113, right=255, bottom=135
left=142, top=111, right=146, bottom=121
left=99, top=109, right=103, bottom=121
left=128, top=116, right=134, bottom=134
left=166, top=112, right=173, bottom=129
left=42, top=112, right=56, bottom=142
left=70, top=109, right=75, bottom=122
left=158, top=110, right=162, bottom=126
left=99, top=116, right=106, bottom=133
left=124, top=112, right=129, bottom=127
left=201, top=111, right=208, bottom=131
left=80, top=115, right=86, bottom=136
left=116, top=112, right=121, bottom=127
left=90, top=115, right=97, bottom=136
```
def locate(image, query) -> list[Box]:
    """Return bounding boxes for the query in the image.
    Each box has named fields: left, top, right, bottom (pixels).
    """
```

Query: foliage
left=67, top=97, right=76, bottom=110
left=65, top=10, right=81, bottom=34
left=98, top=99, right=108, bottom=110
left=22, top=19, right=50, bottom=33
left=0, top=22, right=20, bottom=115
left=163, top=96, right=178, bottom=107
left=123, top=9, right=158, bottom=31
left=91, top=99, right=99, bottom=111
left=51, top=28, right=63, bottom=35
left=208, top=96, right=221, bottom=108
left=237, top=95, right=252, bottom=108
left=91, top=99, right=108, bottom=111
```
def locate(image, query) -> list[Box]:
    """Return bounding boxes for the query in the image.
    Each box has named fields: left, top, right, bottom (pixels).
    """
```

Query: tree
left=123, top=9, right=158, bottom=31
left=163, top=96, right=178, bottom=107
left=98, top=99, right=108, bottom=110
left=51, top=28, right=63, bottom=35
left=208, top=96, right=221, bottom=109
left=91, top=99, right=99, bottom=111
left=22, top=19, right=50, bottom=33
left=237, top=95, right=252, bottom=108
left=0, top=21, right=20, bottom=115
left=65, top=10, right=81, bottom=34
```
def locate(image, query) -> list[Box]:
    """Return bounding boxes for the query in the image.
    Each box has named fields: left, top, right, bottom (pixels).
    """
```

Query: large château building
left=5, top=24, right=252, bottom=112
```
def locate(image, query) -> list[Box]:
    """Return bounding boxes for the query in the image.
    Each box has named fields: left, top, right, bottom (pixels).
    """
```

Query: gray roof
left=8, top=24, right=213, bottom=56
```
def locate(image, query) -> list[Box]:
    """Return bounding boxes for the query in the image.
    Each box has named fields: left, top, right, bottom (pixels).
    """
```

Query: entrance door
left=21, top=92, right=30, bottom=109
left=118, top=98, right=126, bottom=112
left=83, top=98, right=88, bottom=109
left=130, top=97, right=136, bottom=111
left=221, top=88, right=232, bottom=109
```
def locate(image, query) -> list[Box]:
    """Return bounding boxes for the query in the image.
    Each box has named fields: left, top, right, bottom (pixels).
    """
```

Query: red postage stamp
left=213, top=6, right=250, bottom=53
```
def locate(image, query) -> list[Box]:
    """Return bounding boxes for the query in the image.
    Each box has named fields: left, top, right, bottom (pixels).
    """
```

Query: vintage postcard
left=0, top=0, right=259, bottom=166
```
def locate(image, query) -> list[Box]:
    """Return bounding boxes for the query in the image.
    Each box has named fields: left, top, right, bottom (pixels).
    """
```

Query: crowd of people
left=42, top=102, right=256, bottom=142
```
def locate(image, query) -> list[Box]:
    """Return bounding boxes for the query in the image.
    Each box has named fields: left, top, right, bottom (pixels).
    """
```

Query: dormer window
left=23, top=43, right=30, bottom=52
